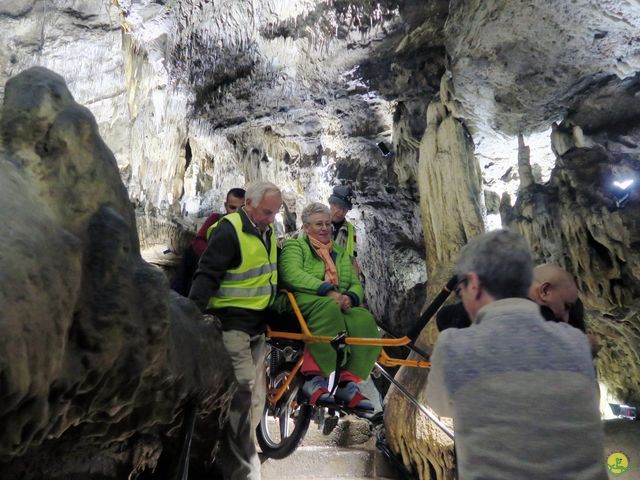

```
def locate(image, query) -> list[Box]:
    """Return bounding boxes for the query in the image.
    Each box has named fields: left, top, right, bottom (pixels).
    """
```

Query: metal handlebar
left=375, top=362, right=454, bottom=440
left=407, top=275, right=458, bottom=343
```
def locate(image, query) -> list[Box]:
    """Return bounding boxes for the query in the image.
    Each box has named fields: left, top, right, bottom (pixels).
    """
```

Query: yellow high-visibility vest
left=207, top=213, right=277, bottom=311
left=345, top=221, right=355, bottom=258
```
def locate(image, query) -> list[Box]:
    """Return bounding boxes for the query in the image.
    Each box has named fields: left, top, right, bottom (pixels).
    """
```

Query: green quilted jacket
left=278, top=234, right=364, bottom=304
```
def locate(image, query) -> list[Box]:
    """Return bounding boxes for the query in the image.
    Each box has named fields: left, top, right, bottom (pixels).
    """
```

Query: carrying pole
left=377, top=275, right=459, bottom=440
left=375, top=362, right=454, bottom=440
left=175, top=401, right=197, bottom=480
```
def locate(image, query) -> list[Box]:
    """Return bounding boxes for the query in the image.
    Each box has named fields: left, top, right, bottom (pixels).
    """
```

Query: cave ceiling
left=1, top=0, right=639, bottom=332
left=2, top=0, right=636, bottom=197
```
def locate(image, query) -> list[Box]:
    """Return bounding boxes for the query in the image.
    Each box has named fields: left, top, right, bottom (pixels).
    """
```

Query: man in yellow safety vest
left=189, top=180, right=282, bottom=480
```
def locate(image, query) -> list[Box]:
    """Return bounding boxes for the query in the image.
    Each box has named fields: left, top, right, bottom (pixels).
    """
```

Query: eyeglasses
left=308, top=221, right=332, bottom=229
left=454, top=277, right=469, bottom=299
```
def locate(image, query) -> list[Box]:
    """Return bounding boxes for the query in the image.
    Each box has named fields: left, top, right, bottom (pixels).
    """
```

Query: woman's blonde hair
left=301, top=202, right=330, bottom=224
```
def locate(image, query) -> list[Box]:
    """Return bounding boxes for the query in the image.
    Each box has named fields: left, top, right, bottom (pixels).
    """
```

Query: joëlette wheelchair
left=256, top=277, right=458, bottom=460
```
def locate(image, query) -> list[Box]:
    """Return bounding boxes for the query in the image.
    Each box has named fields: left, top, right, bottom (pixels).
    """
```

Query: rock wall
left=383, top=71, right=640, bottom=478
left=383, top=84, right=484, bottom=480
left=502, top=74, right=640, bottom=404
left=3, top=2, right=640, bottom=479
left=443, top=0, right=640, bottom=134
left=1, top=1, right=449, bottom=331
left=0, top=67, right=234, bottom=479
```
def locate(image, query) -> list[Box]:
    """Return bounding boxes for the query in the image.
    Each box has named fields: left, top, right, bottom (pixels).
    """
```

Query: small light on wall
left=377, top=141, right=391, bottom=157
left=611, top=178, right=635, bottom=208
left=613, top=179, right=634, bottom=190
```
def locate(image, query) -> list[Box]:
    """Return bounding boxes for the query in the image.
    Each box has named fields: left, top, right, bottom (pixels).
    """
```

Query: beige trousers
left=219, top=330, right=266, bottom=480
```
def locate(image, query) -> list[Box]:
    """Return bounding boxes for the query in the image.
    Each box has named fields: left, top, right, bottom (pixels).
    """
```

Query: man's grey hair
left=455, top=229, right=533, bottom=299
left=245, top=180, right=281, bottom=204
left=301, top=202, right=330, bottom=224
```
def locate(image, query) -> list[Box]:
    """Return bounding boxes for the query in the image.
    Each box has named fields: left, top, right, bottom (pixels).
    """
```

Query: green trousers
left=275, top=292, right=381, bottom=379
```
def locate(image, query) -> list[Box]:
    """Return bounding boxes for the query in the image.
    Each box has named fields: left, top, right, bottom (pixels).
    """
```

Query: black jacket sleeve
left=188, top=220, right=240, bottom=313
left=436, top=303, right=471, bottom=331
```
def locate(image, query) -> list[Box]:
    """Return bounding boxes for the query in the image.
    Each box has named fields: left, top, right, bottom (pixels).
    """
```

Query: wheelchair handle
left=407, top=275, right=458, bottom=343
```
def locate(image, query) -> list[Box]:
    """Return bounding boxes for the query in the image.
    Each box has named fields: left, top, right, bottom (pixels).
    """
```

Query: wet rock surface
left=0, top=67, right=234, bottom=479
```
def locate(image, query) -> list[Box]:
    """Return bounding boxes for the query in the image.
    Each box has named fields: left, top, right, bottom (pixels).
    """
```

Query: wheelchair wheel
left=257, top=361, right=312, bottom=459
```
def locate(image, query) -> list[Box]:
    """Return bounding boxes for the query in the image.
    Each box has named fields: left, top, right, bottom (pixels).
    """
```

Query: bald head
left=532, top=264, right=575, bottom=288
left=528, top=264, right=579, bottom=322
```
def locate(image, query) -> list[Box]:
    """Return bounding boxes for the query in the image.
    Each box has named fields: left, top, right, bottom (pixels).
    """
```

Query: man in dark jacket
left=189, top=180, right=282, bottom=480
left=437, top=264, right=587, bottom=332
left=328, top=185, right=357, bottom=258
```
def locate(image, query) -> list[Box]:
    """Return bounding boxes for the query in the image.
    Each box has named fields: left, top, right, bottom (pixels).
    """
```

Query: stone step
left=261, top=445, right=398, bottom=479
left=260, top=415, right=401, bottom=479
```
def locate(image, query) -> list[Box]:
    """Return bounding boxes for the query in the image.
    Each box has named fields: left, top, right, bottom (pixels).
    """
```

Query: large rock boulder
left=0, top=67, right=234, bottom=479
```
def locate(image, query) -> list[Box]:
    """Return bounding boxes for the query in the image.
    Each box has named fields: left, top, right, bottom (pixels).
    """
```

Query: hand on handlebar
left=203, top=313, right=222, bottom=331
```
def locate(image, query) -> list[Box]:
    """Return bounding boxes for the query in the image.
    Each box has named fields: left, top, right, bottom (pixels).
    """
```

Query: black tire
left=257, top=362, right=312, bottom=459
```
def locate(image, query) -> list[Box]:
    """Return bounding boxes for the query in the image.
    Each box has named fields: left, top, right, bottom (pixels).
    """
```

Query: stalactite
left=517, top=133, right=534, bottom=190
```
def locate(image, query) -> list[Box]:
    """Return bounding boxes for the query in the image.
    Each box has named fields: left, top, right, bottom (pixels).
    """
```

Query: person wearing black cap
left=328, top=185, right=357, bottom=259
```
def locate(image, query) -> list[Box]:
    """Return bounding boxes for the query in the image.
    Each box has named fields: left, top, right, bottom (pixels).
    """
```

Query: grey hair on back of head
left=245, top=180, right=281, bottom=204
left=301, top=202, right=330, bottom=224
left=455, top=229, right=533, bottom=299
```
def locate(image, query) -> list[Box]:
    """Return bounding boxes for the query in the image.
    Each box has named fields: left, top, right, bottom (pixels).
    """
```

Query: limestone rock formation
left=444, top=0, right=640, bottom=134
left=383, top=90, right=484, bottom=480
left=0, top=67, right=234, bottom=479
left=504, top=142, right=640, bottom=406
left=1, top=1, right=450, bottom=333
left=3, top=2, right=640, bottom=479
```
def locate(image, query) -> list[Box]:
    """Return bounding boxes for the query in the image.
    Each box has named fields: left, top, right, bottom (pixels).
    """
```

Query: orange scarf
left=309, top=236, right=339, bottom=286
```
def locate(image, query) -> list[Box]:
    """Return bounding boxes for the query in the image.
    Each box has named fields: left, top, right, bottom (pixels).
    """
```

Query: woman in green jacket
left=275, top=202, right=380, bottom=410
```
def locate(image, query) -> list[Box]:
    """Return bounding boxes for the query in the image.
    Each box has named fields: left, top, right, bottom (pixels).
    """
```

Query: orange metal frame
left=266, top=291, right=430, bottom=406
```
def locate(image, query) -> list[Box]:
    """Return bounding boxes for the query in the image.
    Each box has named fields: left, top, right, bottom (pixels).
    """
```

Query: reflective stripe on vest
left=345, top=222, right=355, bottom=257
left=208, top=212, right=278, bottom=311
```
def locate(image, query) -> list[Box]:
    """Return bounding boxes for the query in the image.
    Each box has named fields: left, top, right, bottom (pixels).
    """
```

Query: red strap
left=300, top=349, right=322, bottom=376
left=347, top=392, right=367, bottom=409
left=309, top=387, right=331, bottom=406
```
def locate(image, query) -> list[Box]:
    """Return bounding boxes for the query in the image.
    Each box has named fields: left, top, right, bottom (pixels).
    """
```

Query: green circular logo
left=608, top=452, right=630, bottom=476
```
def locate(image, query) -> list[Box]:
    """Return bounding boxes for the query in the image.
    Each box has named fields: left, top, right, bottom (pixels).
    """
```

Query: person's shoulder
left=430, top=327, right=466, bottom=365
left=436, top=318, right=484, bottom=353
left=232, top=209, right=251, bottom=228
left=332, top=240, right=346, bottom=253
left=539, top=317, right=592, bottom=354
left=544, top=318, right=588, bottom=339
left=222, top=211, right=241, bottom=222
left=283, top=235, right=306, bottom=249
left=433, top=326, right=464, bottom=347
left=208, top=214, right=238, bottom=238
left=205, top=211, right=222, bottom=222
left=200, top=211, right=222, bottom=231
